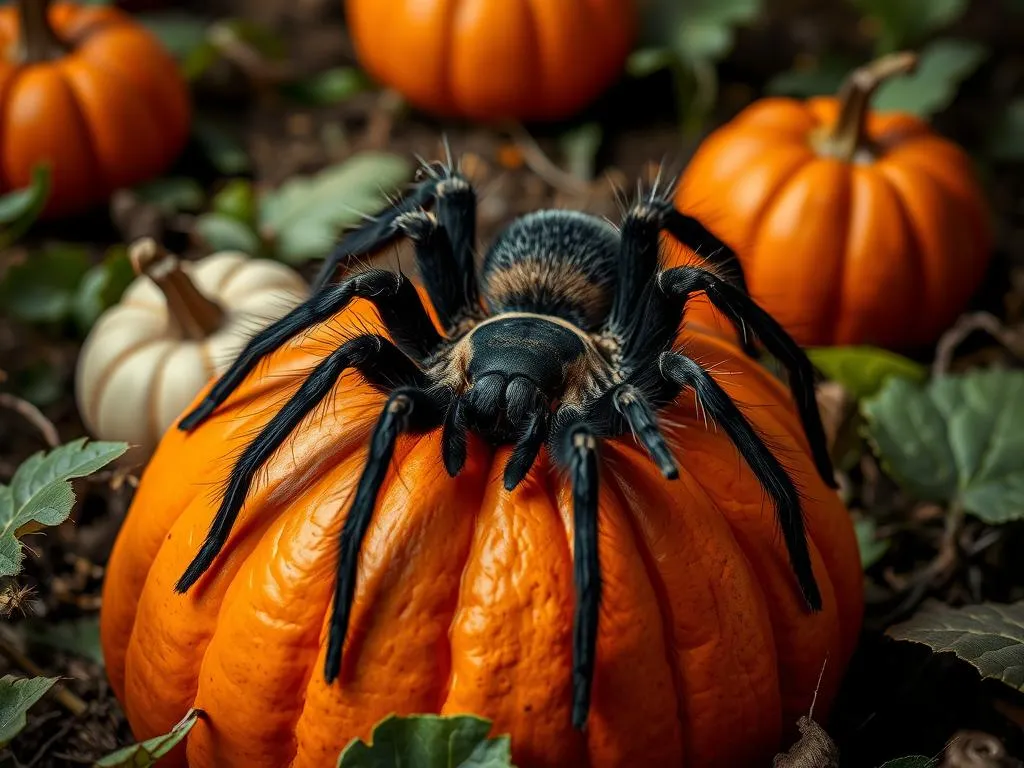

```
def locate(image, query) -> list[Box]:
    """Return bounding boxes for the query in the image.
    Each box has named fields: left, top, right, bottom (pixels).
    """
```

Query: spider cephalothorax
left=174, top=159, right=836, bottom=730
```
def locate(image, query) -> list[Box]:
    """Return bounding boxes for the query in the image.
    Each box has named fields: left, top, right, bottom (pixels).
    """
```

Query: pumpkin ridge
left=51, top=58, right=109, bottom=195
left=514, top=0, right=543, bottom=116
left=145, top=345, right=177, bottom=449
left=601, top=448, right=689, bottom=766
left=872, top=165, right=930, bottom=342
left=436, top=0, right=460, bottom=116
left=738, top=150, right=817, bottom=264
left=820, top=164, right=855, bottom=345
left=85, top=335, right=168, bottom=423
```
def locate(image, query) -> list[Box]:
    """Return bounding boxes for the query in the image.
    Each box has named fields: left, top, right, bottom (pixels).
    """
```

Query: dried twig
left=0, top=392, right=59, bottom=448
left=506, top=123, right=591, bottom=196
left=0, top=627, right=88, bottom=717
left=932, top=312, right=1024, bottom=376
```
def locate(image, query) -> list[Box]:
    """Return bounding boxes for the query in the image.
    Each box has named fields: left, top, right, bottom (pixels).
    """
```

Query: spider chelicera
left=174, top=159, right=836, bottom=729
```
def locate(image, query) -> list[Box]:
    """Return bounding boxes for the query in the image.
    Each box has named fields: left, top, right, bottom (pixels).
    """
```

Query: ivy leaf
left=849, top=0, right=970, bottom=51
left=0, top=439, right=128, bottom=577
left=872, top=39, right=988, bottom=117
left=855, top=517, right=890, bottom=569
left=95, top=708, right=201, bottom=767
left=0, top=676, right=57, bottom=747
left=862, top=369, right=1024, bottom=524
left=766, top=55, right=856, bottom=97
left=195, top=213, right=262, bottom=255
left=26, top=617, right=104, bottom=666
left=879, top=758, right=936, bottom=768
left=135, top=11, right=209, bottom=59
left=0, top=165, right=51, bottom=249
left=808, top=345, right=927, bottom=400
left=260, top=152, right=412, bottom=265
left=210, top=180, right=257, bottom=227
left=888, top=600, right=1024, bottom=691
left=337, top=714, right=514, bottom=768
left=282, top=67, right=371, bottom=106
left=0, top=243, right=92, bottom=324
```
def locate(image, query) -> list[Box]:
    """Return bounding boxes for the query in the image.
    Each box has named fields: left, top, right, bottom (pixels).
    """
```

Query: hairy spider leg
left=546, top=415, right=602, bottom=730
left=178, top=270, right=439, bottom=430
left=174, top=335, right=426, bottom=593
left=503, top=409, right=548, bottom=490
left=325, top=387, right=446, bottom=683
left=658, top=266, right=836, bottom=488
left=659, top=352, right=823, bottom=611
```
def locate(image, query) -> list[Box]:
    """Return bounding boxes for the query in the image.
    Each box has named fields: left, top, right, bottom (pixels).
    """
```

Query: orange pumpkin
left=344, top=0, right=635, bottom=122
left=675, top=52, right=992, bottom=349
left=100, top=285, right=863, bottom=768
left=0, top=0, right=190, bottom=217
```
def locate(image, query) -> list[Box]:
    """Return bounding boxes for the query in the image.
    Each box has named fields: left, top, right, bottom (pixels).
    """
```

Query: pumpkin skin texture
left=100, top=285, right=863, bottom=768
left=0, top=1, right=190, bottom=217
left=675, top=53, right=992, bottom=349
left=76, top=241, right=308, bottom=458
left=344, top=0, right=635, bottom=122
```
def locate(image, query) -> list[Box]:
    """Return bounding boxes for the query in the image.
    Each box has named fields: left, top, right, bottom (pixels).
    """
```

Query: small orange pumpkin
left=675, top=52, right=992, bottom=349
left=101, top=290, right=862, bottom=768
left=0, top=0, right=190, bottom=216
left=344, top=0, right=636, bottom=122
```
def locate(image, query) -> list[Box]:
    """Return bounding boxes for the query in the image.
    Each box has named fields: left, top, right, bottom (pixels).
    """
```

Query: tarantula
left=174, top=159, right=836, bottom=729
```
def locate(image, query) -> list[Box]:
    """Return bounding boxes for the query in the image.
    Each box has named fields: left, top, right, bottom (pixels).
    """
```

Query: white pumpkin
left=76, top=238, right=308, bottom=457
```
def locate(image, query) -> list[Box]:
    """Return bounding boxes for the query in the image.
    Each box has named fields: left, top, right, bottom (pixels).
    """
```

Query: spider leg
left=324, top=387, right=444, bottom=682
left=550, top=413, right=601, bottom=730
left=174, top=335, right=425, bottom=593
left=441, top=396, right=468, bottom=476
left=659, top=266, right=836, bottom=489
left=311, top=173, right=439, bottom=291
left=609, top=385, right=679, bottom=479
left=659, top=206, right=749, bottom=295
left=435, top=174, right=481, bottom=313
left=503, top=409, right=548, bottom=490
left=659, top=351, right=822, bottom=611
left=608, top=204, right=662, bottom=335
left=178, top=270, right=440, bottom=430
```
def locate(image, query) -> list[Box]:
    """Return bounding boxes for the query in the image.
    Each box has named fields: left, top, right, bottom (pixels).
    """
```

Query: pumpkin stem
left=821, top=52, right=918, bottom=161
left=129, top=238, right=226, bottom=340
left=16, top=0, right=67, bottom=64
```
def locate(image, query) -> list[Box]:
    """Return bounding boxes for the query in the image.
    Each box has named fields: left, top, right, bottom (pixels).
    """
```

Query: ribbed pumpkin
left=0, top=0, right=189, bottom=216
left=675, top=52, right=992, bottom=349
left=100, top=289, right=863, bottom=768
left=344, top=0, right=635, bottom=122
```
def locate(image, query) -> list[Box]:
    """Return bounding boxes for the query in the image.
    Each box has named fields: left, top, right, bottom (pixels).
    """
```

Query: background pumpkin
left=0, top=0, right=190, bottom=217
left=76, top=239, right=308, bottom=458
left=100, top=283, right=863, bottom=768
left=344, top=0, right=636, bottom=122
left=674, top=52, right=992, bottom=349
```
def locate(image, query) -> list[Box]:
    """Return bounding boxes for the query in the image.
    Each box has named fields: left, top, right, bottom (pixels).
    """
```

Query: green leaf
left=872, top=39, right=988, bottom=117
left=0, top=165, right=51, bottom=248
left=0, top=243, right=92, bottom=324
left=988, top=99, right=1024, bottom=161
left=640, top=0, right=762, bottom=63
left=72, top=246, right=136, bottom=334
left=862, top=369, right=1024, bottom=525
left=95, top=708, right=201, bottom=767
left=0, top=676, right=57, bottom=747
left=338, top=714, right=513, bottom=768
left=888, top=600, right=1024, bottom=691
left=559, top=123, right=603, bottom=182
left=260, top=152, right=412, bottom=265
left=626, top=47, right=677, bottom=78
left=855, top=517, right=890, bottom=569
left=135, top=11, right=209, bottom=59
left=133, top=177, right=205, bottom=215
left=282, top=67, right=371, bottom=106
left=766, top=55, right=855, bottom=97
left=27, top=617, right=104, bottom=666
left=0, top=439, right=128, bottom=577
left=208, top=18, right=286, bottom=61
left=210, top=180, right=257, bottom=227
left=195, top=213, right=262, bottom=255
left=879, top=758, right=936, bottom=768
left=849, top=0, right=969, bottom=51
left=808, top=345, right=928, bottom=399
left=192, top=118, right=251, bottom=176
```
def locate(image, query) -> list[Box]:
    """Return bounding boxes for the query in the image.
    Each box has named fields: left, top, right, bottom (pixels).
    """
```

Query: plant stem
left=818, top=52, right=918, bottom=162
left=129, top=238, right=225, bottom=340
left=16, top=0, right=66, bottom=64
left=0, top=627, right=88, bottom=716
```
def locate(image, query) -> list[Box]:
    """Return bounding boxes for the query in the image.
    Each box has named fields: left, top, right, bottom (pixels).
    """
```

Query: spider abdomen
left=482, top=210, right=619, bottom=331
